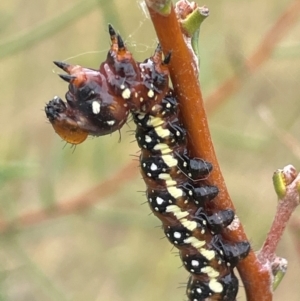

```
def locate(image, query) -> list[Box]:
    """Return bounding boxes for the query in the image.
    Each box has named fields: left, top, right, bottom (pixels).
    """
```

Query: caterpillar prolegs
left=45, top=25, right=250, bottom=301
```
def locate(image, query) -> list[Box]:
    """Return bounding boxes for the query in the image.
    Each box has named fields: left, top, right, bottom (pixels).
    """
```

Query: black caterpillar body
left=45, top=25, right=250, bottom=301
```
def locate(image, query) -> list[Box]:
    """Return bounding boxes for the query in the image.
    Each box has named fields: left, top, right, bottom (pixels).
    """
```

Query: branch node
left=145, top=0, right=172, bottom=15
left=272, top=257, right=288, bottom=291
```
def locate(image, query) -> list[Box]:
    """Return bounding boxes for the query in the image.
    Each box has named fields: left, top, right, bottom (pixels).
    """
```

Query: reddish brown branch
left=260, top=174, right=300, bottom=262
left=147, top=3, right=271, bottom=301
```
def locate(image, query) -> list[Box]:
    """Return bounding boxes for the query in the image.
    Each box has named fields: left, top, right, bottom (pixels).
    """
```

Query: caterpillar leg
left=194, top=208, right=235, bottom=234
left=212, top=236, right=251, bottom=267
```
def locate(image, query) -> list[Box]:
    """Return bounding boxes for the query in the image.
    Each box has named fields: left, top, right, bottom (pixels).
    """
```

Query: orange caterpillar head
left=45, top=24, right=136, bottom=145
left=45, top=96, right=89, bottom=144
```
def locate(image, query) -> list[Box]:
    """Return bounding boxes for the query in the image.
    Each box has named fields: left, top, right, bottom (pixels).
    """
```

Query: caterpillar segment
left=187, top=273, right=239, bottom=301
left=45, top=25, right=250, bottom=301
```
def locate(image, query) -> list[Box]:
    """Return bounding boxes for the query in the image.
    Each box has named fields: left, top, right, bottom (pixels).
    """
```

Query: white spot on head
left=92, top=101, right=101, bottom=114
left=120, top=84, right=125, bottom=90
left=140, top=97, right=144, bottom=102
left=147, top=89, right=155, bottom=98
left=122, top=88, right=131, bottom=99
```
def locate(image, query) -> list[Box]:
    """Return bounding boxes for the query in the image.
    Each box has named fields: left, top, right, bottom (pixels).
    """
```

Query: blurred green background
left=1, top=0, right=300, bottom=300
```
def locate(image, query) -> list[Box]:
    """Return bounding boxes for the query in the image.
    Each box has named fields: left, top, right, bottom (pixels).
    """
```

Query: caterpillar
left=45, top=25, right=250, bottom=301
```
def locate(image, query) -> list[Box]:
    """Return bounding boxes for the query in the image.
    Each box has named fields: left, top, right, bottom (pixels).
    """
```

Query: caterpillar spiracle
left=45, top=25, right=250, bottom=301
